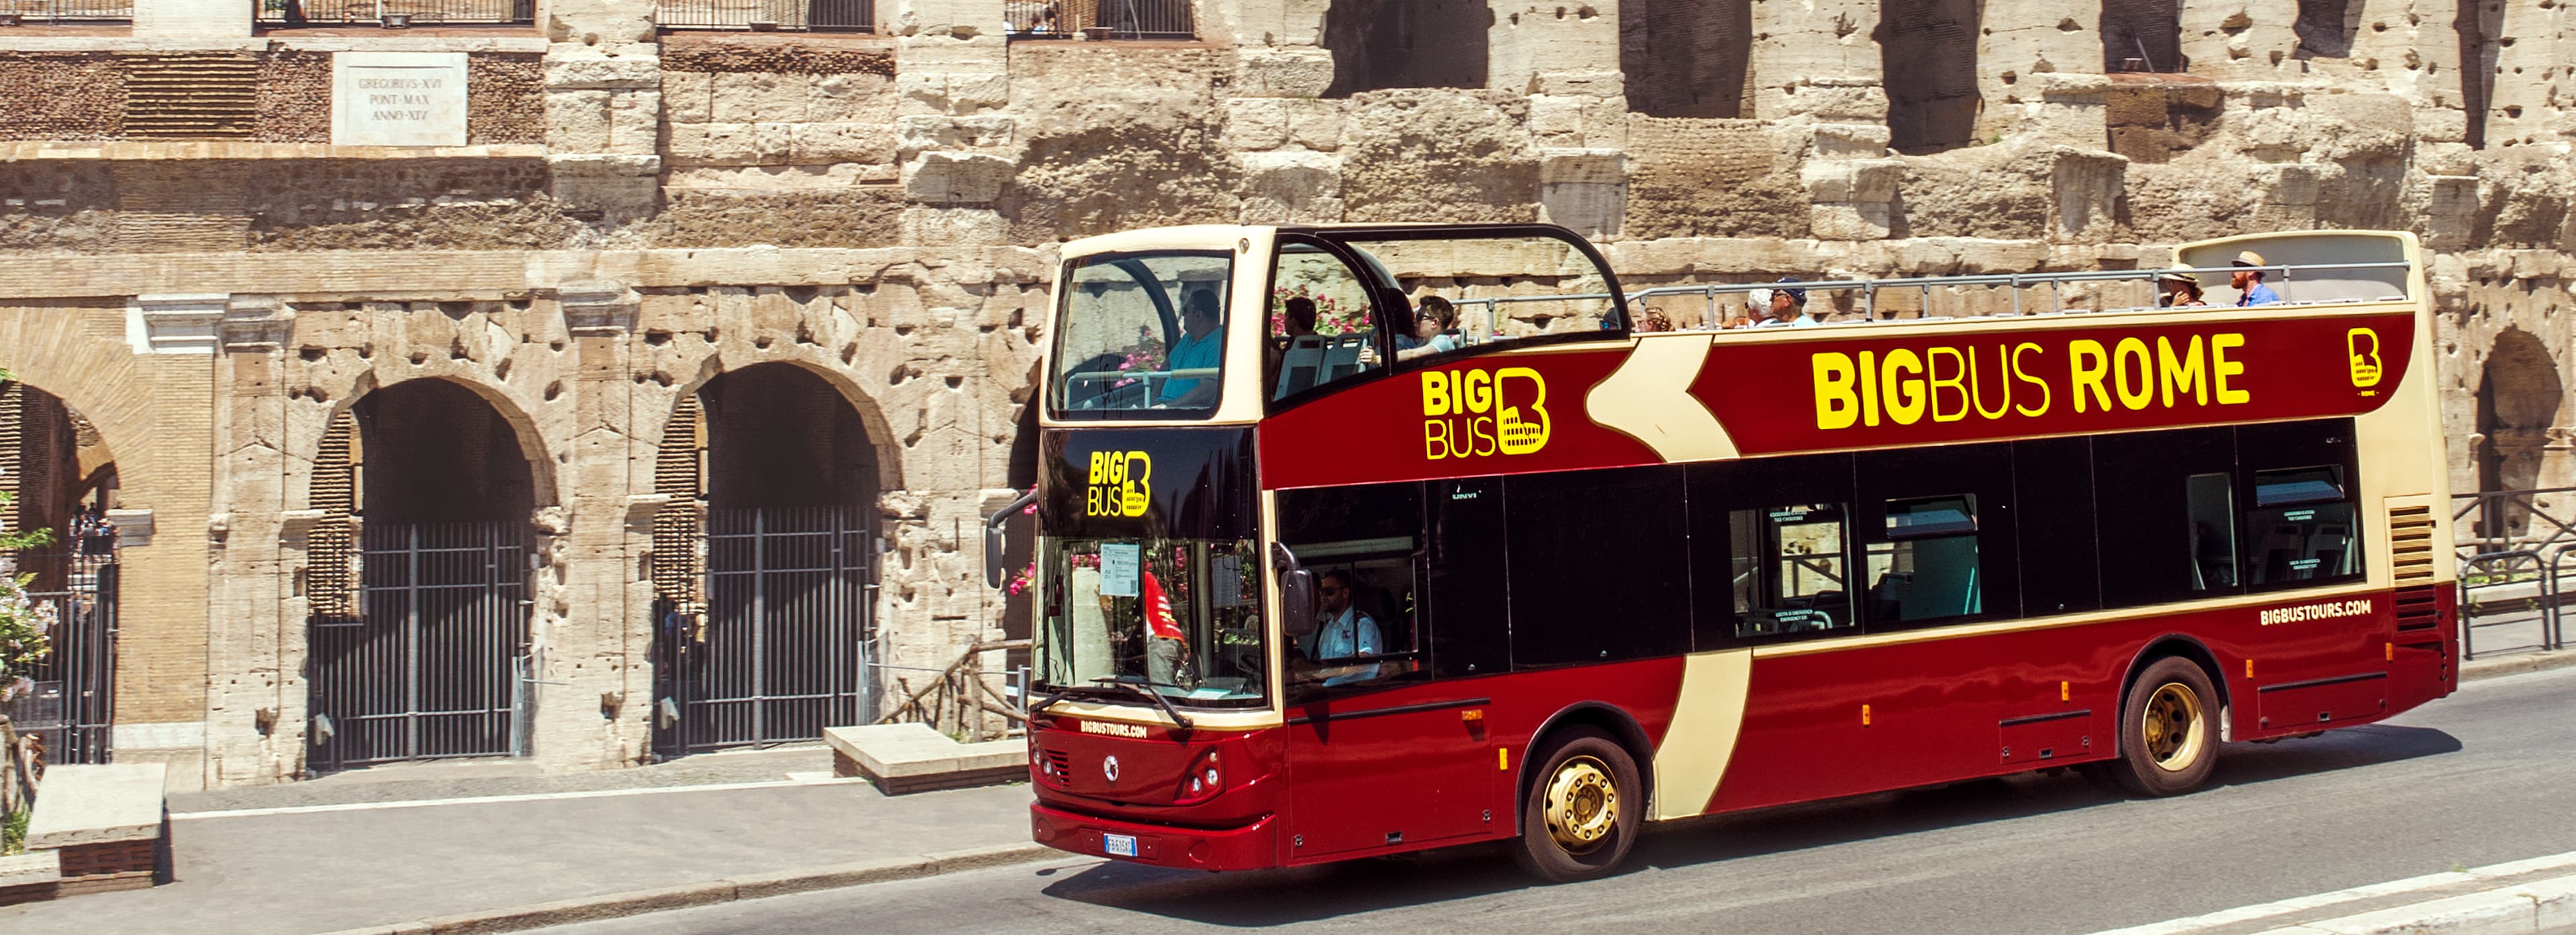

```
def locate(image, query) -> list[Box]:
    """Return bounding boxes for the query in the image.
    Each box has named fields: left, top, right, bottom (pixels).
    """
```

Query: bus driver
left=1299, top=569, right=1380, bottom=661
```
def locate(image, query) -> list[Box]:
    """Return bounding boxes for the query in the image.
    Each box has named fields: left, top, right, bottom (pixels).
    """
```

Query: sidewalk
left=0, top=749, right=1039, bottom=935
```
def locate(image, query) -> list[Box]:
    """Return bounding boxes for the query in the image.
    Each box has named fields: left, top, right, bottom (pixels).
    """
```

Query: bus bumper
left=1029, top=802, right=1279, bottom=871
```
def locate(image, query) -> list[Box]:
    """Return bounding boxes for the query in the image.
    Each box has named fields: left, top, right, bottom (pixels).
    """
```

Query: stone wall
left=1, top=0, right=2575, bottom=787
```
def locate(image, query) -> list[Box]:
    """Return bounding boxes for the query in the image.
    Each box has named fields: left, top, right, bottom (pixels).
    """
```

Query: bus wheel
left=2108, top=657, right=2220, bottom=797
left=1510, top=726, right=1640, bottom=883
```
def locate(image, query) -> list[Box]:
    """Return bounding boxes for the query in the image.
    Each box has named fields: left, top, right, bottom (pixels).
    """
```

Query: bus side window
left=2237, top=419, right=2364, bottom=590
left=1865, top=496, right=1983, bottom=623
left=1730, top=504, right=1856, bottom=638
left=1269, top=243, right=1381, bottom=402
left=2185, top=473, right=2239, bottom=592
left=2097, top=427, right=2239, bottom=608
left=1275, top=481, right=1424, bottom=699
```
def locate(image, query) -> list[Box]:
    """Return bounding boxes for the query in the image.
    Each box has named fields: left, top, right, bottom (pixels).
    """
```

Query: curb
left=2252, top=873, right=2576, bottom=935
left=2458, top=648, right=2575, bottom=681
left=309, top=842, right=1063, bottom=935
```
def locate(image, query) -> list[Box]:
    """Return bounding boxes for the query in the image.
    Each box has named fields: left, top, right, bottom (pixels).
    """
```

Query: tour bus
left=997, top=223, right=2454, bottom=881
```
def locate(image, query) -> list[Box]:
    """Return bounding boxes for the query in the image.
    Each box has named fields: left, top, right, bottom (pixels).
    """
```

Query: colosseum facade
left=0, top=0, right=2566, bottom=788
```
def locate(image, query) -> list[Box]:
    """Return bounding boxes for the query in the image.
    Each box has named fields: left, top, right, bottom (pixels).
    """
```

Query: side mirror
left=985, top=488, right=1038, bottom=591
left=1272, top=543, right=1318, bottom=637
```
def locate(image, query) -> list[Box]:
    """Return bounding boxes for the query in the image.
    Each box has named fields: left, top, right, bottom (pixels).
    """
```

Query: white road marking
left=170, top=775, right=873, bottom=820
left=2087, top=850, right=2576, bottom=935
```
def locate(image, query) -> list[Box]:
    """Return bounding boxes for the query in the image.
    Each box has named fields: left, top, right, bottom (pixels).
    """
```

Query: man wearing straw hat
left=2230, top=251, right=2282, bottom=306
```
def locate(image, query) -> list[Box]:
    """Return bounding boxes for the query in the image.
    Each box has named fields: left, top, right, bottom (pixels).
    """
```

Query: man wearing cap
left=1752, top=276, right=1819, bottom=327
left=2231, top=252, right=2282, bottom=307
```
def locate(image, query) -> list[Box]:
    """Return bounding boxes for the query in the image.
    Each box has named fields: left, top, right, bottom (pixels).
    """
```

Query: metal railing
left=256, top=0, right=531, bottom=25
left=655, top=0, right=871, bottom=32
left=2452, top=486, right=2576, bottom=559
left=0, top=0, right=133, bottom=23
left=1002, top=0, right=1192, bottom=39
left=2459, top=551, right=2560, bottom=660
left=1620, top=260, right=2416, bottom=329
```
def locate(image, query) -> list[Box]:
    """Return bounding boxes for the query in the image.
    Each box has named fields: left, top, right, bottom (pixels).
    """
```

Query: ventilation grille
left=2389, top=504, right=2436, bottom=584
left=2394, top=584, right=2443, bottom=632
left=123, top=53, right=259, bottom=139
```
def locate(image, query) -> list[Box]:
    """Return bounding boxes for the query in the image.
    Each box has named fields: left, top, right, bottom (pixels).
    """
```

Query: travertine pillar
left=894, top=0, right=1012, bottom=245
left=543, top=0, right=663, bottom=224
left=204, top=296, right=297, bottom=787
left=541, top=280, right=649, bottom=771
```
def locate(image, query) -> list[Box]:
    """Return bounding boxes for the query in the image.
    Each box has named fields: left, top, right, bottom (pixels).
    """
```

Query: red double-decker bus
left=999, top=223, right=2454, bottom=881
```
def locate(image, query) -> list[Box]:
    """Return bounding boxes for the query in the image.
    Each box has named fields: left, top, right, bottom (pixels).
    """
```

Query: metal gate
left=3, top=549, right=117, bottom=765
left=309, top=522, right=529, bottom=771
left=658, top=506, right=873, bottom=755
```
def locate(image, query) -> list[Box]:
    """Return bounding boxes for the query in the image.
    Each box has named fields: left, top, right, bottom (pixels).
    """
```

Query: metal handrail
left=1619, top=260, right=2414, bottom=327
left=2452, top=486, right=2576, bottom=559
left=2459, top=549, right=2551, bottom=661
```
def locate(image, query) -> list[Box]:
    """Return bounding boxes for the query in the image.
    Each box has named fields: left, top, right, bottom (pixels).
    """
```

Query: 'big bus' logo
left=1085, top=451, right=1151, bottom=517
left=1421, top=367, right=1551, bottom=460
left=2347, top=327, right=2382, bottom=390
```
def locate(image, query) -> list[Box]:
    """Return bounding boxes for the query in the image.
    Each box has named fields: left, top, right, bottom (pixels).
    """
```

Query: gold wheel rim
left=2142, top=681, right=2207, bottom=772
left=1543, top=755, right=1619, bottom=853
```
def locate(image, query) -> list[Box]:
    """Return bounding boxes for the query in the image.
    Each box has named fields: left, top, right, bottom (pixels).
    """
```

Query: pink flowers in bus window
left=1271, top=286, right=1361, bottom=335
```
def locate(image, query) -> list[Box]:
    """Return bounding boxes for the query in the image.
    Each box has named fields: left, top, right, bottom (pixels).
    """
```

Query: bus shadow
left=1034, top=724, right=2459, bottom=927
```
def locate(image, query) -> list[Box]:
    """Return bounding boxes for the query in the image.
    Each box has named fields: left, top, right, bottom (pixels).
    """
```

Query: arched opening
left=2472, top=328, right=2563, bottom=546
left=650, top=363, right=880, bottom=755
left=2102, top=0, right=2184, bottom=72
left=1619, top=0, right=1751, bottom=118
left=1321, top=0, right=1491, bottom=97
left=1880, top=0, right=1981, bottom=152
left=307, top=378, right=540, bottom=771
left=0, top=379, right=120, bottom=765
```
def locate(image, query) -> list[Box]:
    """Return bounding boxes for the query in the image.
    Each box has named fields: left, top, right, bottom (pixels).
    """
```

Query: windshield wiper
left=1027, top=683, right=1122, bottom=723
left=1091, top=677, right=1197, bottom=736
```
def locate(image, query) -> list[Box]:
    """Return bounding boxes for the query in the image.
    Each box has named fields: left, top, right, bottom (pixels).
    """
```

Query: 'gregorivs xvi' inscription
left=331, top=52, right=469, bottom=147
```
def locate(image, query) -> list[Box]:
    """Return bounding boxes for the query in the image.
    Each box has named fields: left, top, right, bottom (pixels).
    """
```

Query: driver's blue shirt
left=1159, top=329, right=1222, bottom=403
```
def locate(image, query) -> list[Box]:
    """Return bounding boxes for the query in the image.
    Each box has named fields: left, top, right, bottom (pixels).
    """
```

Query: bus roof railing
left=1424, top=260, right=2412, bottom=341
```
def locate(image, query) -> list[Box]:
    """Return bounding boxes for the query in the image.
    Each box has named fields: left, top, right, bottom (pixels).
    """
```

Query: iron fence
left=0, top=0, right=133, bottom=23
left=1004, top=0, right=1193, bottom=39
left=254, top=0, right=531, bottom=26
left=654, top=0, right=871, bottom=32
left=307, top=522, right=529, bottom=771
left=656, top=506, right=875, bottom=755
left=2453, top=486, right=2576, bottom=560
left=0, top=550, right=117, bottom=766
left=2458, top=550, right=2560, bottom=660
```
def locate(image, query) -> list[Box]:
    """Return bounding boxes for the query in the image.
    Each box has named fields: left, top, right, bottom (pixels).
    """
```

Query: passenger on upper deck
left=1158, top=288, right=1224, bottom=407
left=1751, top=278, right=1818, bottom=327
left=2157, top=268, right=2208, bottom=308
left=1266, top=295, right=1318, bottom=379
left=2231, top=252, right=2283, bottom=307
left=1392, top=295, right=1462, bottom=362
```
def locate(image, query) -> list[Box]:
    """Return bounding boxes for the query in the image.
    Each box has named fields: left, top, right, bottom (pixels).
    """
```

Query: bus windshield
left=1036, top=537, right=1267, bottom=708
left=1050, top=251, right=1235, bottom=417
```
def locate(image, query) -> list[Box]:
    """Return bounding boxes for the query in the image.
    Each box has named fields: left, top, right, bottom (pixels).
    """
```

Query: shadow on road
left=1036, top=725, right=2461, bottom=927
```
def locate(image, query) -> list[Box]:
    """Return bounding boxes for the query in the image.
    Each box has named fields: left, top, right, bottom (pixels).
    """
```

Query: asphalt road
left=547, top=665, right=2576, bottom=935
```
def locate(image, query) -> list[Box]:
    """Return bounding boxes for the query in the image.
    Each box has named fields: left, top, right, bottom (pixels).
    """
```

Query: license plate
left=1102, top=833, right=1138, bottom=858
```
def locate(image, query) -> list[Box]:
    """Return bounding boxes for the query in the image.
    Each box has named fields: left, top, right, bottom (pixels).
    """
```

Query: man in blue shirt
left=1299, top=569, right=1380, bottom=661
left=2231, top=251, right=2282, bottom=306
left=1159, top=288, right=1224, bottom=407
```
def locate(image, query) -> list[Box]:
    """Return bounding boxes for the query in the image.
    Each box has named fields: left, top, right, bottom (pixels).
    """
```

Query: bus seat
left=1275, top=336, right=1328, bottom=398
left=1321, top=333, right=1369, bottom=382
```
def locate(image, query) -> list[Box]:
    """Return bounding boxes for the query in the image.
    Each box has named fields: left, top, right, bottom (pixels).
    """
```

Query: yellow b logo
left=2347, top=328, right=2382, bottom=388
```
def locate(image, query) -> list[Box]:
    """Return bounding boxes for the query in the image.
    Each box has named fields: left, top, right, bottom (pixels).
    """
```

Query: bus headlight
left=1177, top=749, right=1224, bottom=804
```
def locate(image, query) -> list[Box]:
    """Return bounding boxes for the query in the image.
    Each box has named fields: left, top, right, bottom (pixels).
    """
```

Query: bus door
left=1280, top=478, right=1497, bottom=858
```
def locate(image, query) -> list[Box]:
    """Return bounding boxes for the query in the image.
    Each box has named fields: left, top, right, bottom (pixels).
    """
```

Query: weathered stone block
left=663, top=71, right=714, bottom=125
left=1283, top=99, right=1344, bottom=151
left=808, top=72, right=896, bottom=123
left=544, top=52, right=660, bottom=91
left=1811, top=201, right=1891, bottom=241
left=1812, top=123, right=1892, bottom=159
left=2049, top=148, right=2128, bottom=241
left=1234, top=46, right=1334, bottom=98
left=607, top=91, right=661, bottom=156
left=711, top=72, right=809, bottom=123
left=946, top=72, right=1010, bottom=113
left=793, top=122, right=898, bottom=164
left=546, top=89, right=613, bottom=153
left=906, top=152, right=1014, bottom=203
left=1226, top=97, right=1290, bottom=150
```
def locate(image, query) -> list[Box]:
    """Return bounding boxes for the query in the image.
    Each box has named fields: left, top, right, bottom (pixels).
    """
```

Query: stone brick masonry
left=0, top=0, right=2573, bottom=789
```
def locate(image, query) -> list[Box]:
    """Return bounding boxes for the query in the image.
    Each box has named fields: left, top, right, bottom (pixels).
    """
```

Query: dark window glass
left=1729, top=502, right=1857, bottom=637
left=1426, top=476, right=1510, bottom=679
left=2245, top=466, right=2360, bottom=585
left=1275, top=482, right=1425, bottom=699
left=1684, top=453, right=1857, bottom=649
left=1856, top=443, right=2017, bottom=628
left=2012, top=437, right=2101, bottom=615
left=1505, top=465, right=1690, bottom=667
left=2237, top=419, right=2364, bottom=591
left=2096, top=427, right=2237, bottom=607
left=1866, top=495, right=1984, bottom=623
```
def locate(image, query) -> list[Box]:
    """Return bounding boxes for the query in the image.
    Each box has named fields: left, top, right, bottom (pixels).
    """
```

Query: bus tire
left=1509, top=726, right=1640, bottom=883
left=2108, top=656, right=2220, bottom=797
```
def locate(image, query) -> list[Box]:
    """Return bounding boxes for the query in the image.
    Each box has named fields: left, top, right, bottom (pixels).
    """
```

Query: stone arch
left=1619, top=0, right=1752, bottom=118
left=2104, top=0, right=2184, bottom=72
left=2474, top=327, right=2561, bottom=492
left=305, top=371, right=560, bottom=515
left=663, top=353, right=907, bottom=493
left=347, top=377, right=545, bottom=523
left=0, top=305, right=154, bottom=514
left=1879, top=0, right=1980, bottom=153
